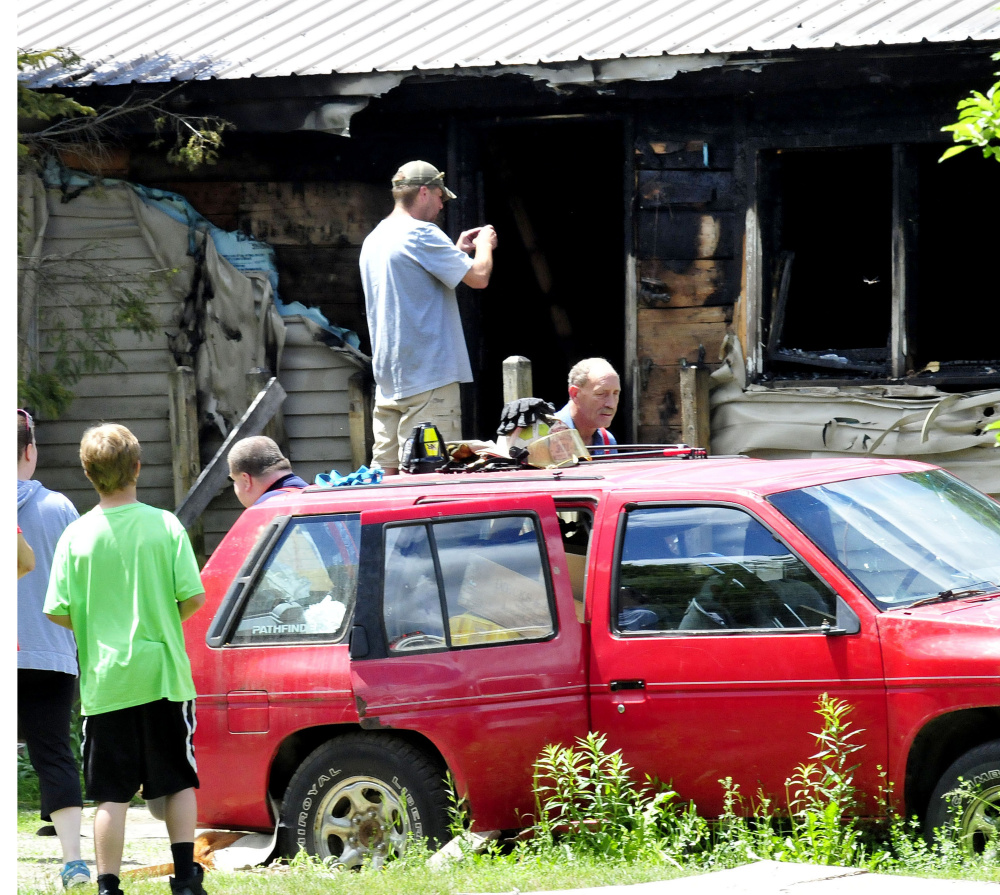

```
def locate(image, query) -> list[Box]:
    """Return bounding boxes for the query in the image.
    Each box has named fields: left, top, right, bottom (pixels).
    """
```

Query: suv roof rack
left=588, top=444, right=708, bottom=461
left=434, top=442, right=708, bottom=474
left=306, top=444, right=713, bottom=491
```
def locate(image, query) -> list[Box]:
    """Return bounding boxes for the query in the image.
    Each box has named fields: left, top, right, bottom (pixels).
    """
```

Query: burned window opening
left=759, top=145, right=999, bottom=389
left=911, top=144, right=999, bottom=385
left=762, top=147, right=892, bottom=379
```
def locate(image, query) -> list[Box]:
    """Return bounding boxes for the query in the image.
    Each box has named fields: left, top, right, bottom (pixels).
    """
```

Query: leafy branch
left=940, top=51, right=1000, bottom=163
left=18, top=48, right=232, bottom=172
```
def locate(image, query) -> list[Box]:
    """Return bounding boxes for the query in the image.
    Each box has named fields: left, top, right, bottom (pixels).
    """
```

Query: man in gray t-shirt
left=360, top=160, right=497, bottom=474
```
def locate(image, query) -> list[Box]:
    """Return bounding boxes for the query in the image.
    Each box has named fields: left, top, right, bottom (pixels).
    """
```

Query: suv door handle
left=610, top=679, right=645, bottom=691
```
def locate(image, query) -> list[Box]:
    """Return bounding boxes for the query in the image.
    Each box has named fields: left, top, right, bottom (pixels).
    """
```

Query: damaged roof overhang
left=297, top=52, right=744, bottom=135
left=31, top=40, right=994, bottom=137
left=42, top=50, right=757, bottom=137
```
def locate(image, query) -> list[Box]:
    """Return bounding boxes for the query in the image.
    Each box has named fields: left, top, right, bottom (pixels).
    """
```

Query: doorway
left=465, top=119, right=627, bottom=439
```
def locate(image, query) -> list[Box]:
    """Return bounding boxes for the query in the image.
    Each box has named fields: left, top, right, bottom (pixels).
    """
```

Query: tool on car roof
left=401, top=422, right=448, bottom=474
left=660, top=445, right=708, bottom=459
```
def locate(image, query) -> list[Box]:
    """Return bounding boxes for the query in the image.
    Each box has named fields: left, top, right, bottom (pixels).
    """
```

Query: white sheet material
left=710, top=335, right=1000, bottom=497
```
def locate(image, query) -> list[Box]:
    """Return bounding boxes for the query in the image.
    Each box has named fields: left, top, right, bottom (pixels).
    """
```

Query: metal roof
left=18, top=0, right=1000, bottom=88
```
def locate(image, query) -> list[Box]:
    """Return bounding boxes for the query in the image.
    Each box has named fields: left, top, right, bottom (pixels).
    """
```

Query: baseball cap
left=391, top=160, right=457, bottom=200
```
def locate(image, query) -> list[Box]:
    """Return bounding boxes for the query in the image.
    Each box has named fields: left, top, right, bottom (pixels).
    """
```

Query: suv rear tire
left=277, top=733, right=450, bottom=867
left=923, top=739, right=1000, bottom=853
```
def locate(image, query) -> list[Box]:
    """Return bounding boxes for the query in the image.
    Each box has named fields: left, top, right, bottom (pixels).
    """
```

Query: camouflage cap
left=391, top=160, right=457, bottom=200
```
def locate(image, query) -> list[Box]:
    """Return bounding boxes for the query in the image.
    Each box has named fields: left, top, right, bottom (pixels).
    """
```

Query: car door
left=349, top=494, right=589, bottom=831
left=193, top=511, right=363, bottom=829
left=588, top=496, right=889, bottom=819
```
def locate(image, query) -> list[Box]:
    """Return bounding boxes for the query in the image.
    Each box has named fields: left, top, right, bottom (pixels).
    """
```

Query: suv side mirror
left=822, top=595, right=861, bottom=636
left=350, top=625, right=370, bottom=658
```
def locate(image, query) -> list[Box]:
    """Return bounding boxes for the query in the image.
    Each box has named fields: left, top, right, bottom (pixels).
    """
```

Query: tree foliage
left=17, top=50, right=95, bottom=167
left=940, top=51, right=1000, bottom=163
left=941, top=49, right=1000, bottom=448
left=17, top=48, right=229, bottom=417
left=17, top=48, right=232, bottom=172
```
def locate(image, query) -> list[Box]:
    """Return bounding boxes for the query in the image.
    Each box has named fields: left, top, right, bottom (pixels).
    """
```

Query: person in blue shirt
left=228, top=436, right=308, bottom=507
left=553, top=358, right=621, bottom=452
left=17, top=408, right=90, bottom=889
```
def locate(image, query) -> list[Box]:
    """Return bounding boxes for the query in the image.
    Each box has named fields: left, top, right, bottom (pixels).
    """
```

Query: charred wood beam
left=175, top=376, right=287, bottom=529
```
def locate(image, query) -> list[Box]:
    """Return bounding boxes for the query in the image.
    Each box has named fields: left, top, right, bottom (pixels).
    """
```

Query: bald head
left=228, top=436, right=292, bottom=508
left=566, top=357, right=621, bottom=442
left=568, top=357, right=618, bottom=390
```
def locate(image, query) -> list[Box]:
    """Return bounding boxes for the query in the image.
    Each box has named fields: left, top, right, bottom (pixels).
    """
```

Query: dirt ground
left=18, top=805, right=182, bottom=892
left=17, top=805, right=282, bottom=893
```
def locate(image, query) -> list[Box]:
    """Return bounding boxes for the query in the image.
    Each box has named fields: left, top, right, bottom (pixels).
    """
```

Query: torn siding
left=20, top=175, right=192, bottom=513
left=14, top=177, right=263, bottom=501
left=710, top=336, right=1000, bottom=497
left=21, top=171, right=373, bottom=547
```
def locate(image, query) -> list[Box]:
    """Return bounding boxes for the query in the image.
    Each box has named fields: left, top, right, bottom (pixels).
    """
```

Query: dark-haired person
left=17, top=408, right=89, bottom=888
left=227, top=435, right=307, bottom=507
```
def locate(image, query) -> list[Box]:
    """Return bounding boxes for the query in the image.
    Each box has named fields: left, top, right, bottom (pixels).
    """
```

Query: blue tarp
left=43, top=160, right=361, bottom=349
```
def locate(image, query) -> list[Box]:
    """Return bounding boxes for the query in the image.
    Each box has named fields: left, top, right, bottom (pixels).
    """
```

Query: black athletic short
left=82, top=699, right=199, bottom=804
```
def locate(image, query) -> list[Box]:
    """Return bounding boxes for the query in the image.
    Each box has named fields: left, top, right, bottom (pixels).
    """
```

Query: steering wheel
left=693, top=553, right=797, bottom=628
left=694, top=552, right=757, bottom=587
left=389, top=632, right=446, bottom=652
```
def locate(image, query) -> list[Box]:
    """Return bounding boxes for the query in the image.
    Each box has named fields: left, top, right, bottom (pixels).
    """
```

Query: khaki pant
left=372, top=382, right=462, bottom=470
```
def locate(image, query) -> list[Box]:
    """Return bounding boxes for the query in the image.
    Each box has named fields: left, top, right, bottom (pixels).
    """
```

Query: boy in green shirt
left=44, top=424, right=208, bottom=895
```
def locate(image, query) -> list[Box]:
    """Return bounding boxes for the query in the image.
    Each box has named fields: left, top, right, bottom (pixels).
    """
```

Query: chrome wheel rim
left=312, top=775, right=409, bottom=868
left=958, top=782, right=1000, bottom=854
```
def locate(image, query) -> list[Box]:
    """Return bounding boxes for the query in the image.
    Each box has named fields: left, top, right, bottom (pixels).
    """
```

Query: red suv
left=186, top=454, right=1000, bottom=865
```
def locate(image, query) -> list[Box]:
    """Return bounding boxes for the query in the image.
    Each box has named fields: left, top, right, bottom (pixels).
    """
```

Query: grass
left=17, top=750, right=42, bottom=810
left=16, top=695, right=999, bottom=893
left=14, top=818, right=694, bottom=895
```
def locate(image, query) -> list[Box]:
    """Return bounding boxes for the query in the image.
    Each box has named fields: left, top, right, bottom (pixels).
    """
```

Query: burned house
left=18, top=0, right=1000, bottom=530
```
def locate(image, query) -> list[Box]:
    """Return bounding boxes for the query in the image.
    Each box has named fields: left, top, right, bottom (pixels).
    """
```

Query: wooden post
left=891, top=144, right=918, bottom=379
left=168, top=366, right=205, bottom=559
left=502, top=356, right=533, bottom=403
left=247, top=367, right=287, bottom=454
left=348, top=371, right=373, bottom=471
left=623, top=112, right=638, bottom=443
left=679, top=365, right=712, bottom=454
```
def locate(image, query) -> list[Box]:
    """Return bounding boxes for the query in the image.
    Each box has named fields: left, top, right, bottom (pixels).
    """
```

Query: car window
left=383, top=514, right=555, bottom=653
left=383, top=524, right=446, bottom=651
left=616, top=505, right=837, bottom=633
left=769, top=469, right=1000, bottom=609
left=557, top=507, right=592, bottom=622
left=229, top=514, right=360, bottom=646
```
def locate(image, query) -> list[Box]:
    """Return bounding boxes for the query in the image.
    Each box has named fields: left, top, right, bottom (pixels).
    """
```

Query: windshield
left=768, top=469, right=1000, bottom=609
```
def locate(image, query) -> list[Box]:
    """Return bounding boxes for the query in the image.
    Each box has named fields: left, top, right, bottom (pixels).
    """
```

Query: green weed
left=527, top=730, right=709, bottom=864
left=521, top=693, right=996, bottom=880
left=706, top=695, right=887, bottom=870
left=884, top=780, right=999, bottom=879
left=19, top=697, right=997, bottom=891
